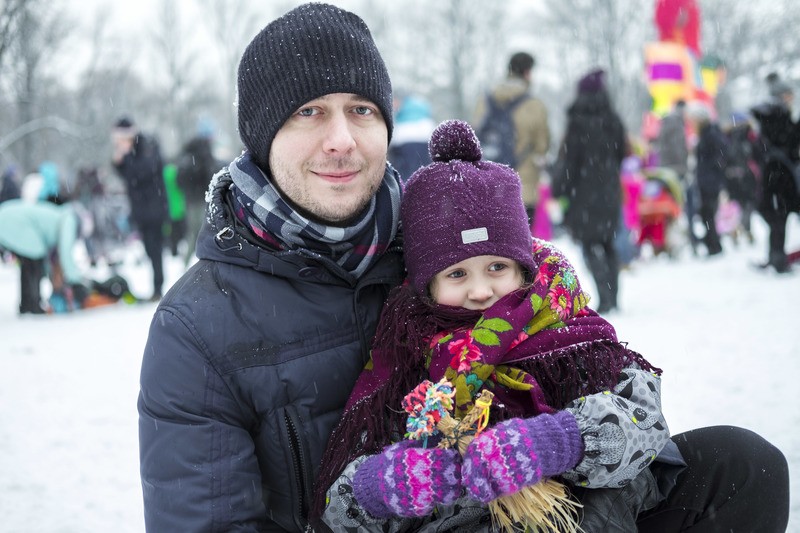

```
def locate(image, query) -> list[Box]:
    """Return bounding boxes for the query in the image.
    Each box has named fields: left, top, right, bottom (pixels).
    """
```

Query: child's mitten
left=462, top=411, right=583, bottom=503
left=352, top=440, right=462, bottom=518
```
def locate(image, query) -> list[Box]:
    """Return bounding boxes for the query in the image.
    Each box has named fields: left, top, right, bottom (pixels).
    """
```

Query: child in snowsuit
left=312, top=121, right=789, bottom=532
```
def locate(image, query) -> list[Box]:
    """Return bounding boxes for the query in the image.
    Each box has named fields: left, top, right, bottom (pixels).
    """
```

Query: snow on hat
left=236, top=2, right=393, bottom=171
left=578, top=68, right=606, bottom=93
left=400, top=120, right=535, bottom=294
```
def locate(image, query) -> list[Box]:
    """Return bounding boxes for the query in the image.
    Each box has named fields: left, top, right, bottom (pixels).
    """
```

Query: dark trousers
left=638, top=426, right=789, bottom=532
left=698, top=190, right=722, bottom=255
left=762, top=208, right=789, bottom=270
left=137, top=219, right=164, bottom=296
left=682, top=179, right=700, bottom=251
left=19, top=255, right=45, bottom=313
left=581, top=238, right=619, bottom=313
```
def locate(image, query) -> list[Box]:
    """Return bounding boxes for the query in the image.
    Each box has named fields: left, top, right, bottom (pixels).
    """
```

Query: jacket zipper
left=285, top=409, right=309, bottom=530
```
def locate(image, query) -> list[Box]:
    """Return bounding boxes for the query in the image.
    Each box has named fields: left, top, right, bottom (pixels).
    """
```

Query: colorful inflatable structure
left=644, top=0, right=726, bottom=131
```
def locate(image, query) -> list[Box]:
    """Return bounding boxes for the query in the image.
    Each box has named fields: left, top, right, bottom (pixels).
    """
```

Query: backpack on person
left=476, top=92, right=529, bottom=168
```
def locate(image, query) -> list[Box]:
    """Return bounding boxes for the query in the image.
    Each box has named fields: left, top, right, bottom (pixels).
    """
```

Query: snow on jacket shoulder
left=138, top=171, right=404, bottom=532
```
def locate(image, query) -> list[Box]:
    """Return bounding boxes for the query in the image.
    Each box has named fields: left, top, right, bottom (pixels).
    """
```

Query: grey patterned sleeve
left=320, top=455, right=396, bottom=532
left=562, top=367, right=671, bottom=489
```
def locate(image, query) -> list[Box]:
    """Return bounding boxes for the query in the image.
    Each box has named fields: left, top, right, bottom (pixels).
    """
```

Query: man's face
left=268, top=93, right=388, bottom=225
left=112, top=130, right=134, bottom=152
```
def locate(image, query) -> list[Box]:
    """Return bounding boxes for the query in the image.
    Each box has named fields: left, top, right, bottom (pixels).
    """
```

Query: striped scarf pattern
left=229, top=152, right=401, bottom=277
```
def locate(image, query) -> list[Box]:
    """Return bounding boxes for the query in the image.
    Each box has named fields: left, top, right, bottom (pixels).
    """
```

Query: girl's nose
left=468, top=283, right=493, bottom=303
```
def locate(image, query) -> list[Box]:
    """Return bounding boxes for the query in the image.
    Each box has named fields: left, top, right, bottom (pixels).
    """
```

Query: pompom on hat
left=401, top=120, right=535, bottom=294
left=236, top=3, right=393, bottom=170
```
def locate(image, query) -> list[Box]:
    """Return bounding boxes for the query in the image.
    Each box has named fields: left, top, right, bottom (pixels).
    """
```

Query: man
left=111, top=117, right=168, bottom=300
left=751, top=73, right=800, bottom=273
left=473, top=51, right=550, bottom=222
left=176, top=131, right=217, bottom=266
left=137, top=4, right=404, bottom=531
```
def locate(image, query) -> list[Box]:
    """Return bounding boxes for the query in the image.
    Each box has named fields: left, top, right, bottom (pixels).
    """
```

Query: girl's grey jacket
left=138, top=171, right=404, bottom=532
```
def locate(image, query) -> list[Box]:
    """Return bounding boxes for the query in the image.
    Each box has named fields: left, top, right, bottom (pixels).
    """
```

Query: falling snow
left=0, top=215, right=798, bottom=532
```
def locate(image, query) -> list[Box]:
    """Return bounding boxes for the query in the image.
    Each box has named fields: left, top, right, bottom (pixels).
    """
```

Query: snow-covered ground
left=1, top=215, right=798, bottom=533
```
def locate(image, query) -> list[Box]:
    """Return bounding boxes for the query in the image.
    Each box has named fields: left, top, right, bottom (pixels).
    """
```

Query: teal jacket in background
left=0, top=199, right=82, bottom=284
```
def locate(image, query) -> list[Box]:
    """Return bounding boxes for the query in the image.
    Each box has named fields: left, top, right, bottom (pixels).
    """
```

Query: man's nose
left=322, top=113, right=357, bottom=153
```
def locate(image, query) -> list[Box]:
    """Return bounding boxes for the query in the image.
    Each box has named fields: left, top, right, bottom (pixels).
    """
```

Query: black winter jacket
left=113, top=133, right=168, bottom=225
left=138, top=171, right=405, bottom=532
left=177, top=136, right=219, bottom=206
left=552, top=92, right=627, bottom=243
left=694, top=122, right=729, bottom=198
left=751, top=102, right=800, bottom=215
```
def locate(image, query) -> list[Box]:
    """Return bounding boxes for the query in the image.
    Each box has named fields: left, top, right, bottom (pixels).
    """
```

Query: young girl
left=311, top=121, right=788, bottom=532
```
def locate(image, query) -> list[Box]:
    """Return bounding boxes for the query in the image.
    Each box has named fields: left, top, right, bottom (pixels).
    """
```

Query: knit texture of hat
left=237, top=2, right=393, bottom=170
left=401, top=120, right=535, bottom=294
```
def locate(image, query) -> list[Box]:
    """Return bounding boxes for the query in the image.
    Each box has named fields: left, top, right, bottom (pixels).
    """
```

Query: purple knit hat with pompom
left=401, top=119, right=535, bottom=294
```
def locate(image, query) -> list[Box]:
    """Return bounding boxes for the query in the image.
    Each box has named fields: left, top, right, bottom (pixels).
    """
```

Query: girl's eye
left=489, top=263, right=508, bottom=272
left=446, top=270, right=466, bottom=279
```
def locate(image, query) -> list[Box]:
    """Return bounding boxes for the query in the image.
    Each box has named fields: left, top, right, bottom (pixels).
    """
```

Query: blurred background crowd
left=0, top=0, right=798, bottom=316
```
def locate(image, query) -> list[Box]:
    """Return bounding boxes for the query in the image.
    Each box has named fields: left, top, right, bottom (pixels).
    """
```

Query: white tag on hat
left=461, top=227, right=489, bottom=244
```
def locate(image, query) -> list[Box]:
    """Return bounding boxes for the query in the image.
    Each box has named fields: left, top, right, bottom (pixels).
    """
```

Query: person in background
left=686, top=102, right=729, bottom=257
left=388, top=93, right=435, bottom=182
left=74, top=166, right=107, bottom=266
left=176, top=122, right=219, bottom=266
left=161, top=162, right=187, bottom=258
left=0, top=198, right=89, bottom=314
left=473, top=51, right=550, bottom=222
left=137, top=4, right=404, bottom=531
left=656, top=99, right=699, bottom=253
left=314, top=120, right=789, bottom=533
left=0, top=164, right=21, bottom=204
left=552, top=68, right=627, bottom=314
left=617, top=153, right=645, bottom=267
left=111, top=116, right=168, bottom=300
left=724, top=112, right=762, bottom=244
left=750, top=72, right=800, bottom=273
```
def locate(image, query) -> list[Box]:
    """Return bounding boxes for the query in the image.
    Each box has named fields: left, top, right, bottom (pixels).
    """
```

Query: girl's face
left=430, top=255, right=524, bottom=311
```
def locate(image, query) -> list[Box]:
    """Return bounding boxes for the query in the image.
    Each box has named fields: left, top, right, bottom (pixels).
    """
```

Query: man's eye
left=353, top=106, right=373, bottom=116
left=297, top=108, right=317, bottom=117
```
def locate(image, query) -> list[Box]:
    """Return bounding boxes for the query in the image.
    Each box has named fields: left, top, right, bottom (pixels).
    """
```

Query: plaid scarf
left=228, top=152, right=401, bottom=278
left=311, top=240, right=660, bottom=521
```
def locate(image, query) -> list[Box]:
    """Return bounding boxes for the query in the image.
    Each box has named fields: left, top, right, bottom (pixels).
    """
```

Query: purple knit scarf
left=310, top=241, right=660, bottom=522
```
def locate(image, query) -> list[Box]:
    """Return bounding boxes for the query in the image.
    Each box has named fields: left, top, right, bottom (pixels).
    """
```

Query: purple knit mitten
left=462, top=411, right=584, bottom=503
left=352, top=440, right=462, bottom=519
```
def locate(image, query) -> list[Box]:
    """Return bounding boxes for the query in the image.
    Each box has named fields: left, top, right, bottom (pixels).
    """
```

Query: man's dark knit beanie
left=236, top=2, right=393, bottom=170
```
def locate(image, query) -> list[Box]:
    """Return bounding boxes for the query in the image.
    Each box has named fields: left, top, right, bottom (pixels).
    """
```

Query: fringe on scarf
left=504, top=339, right=661, bottom=414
